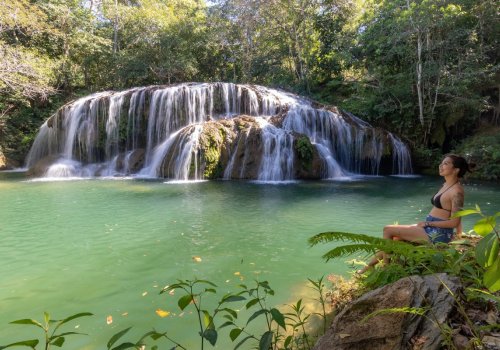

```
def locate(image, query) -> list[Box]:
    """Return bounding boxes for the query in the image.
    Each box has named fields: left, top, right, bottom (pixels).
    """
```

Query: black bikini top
left=431, top=182, right=458, bottom=211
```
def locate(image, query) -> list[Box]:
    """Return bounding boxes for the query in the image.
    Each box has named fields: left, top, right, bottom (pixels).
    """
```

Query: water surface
left=1, top=172, right=498, bottom=348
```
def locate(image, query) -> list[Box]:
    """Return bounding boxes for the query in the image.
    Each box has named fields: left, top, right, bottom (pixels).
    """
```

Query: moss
left=199, top=123, right=225, bottom=179
left=294, top=135, right=314, bottom=169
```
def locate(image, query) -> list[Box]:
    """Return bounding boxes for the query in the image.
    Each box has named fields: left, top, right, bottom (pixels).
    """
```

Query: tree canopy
left=0, top=0, right=498, bottom=166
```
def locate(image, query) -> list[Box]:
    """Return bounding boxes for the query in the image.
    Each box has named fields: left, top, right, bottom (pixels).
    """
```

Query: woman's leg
left=383, top=224, right=429, bottom=242
left=357, top=225, right=429, bottom=274
left=357, top=251, right=384, bottom=274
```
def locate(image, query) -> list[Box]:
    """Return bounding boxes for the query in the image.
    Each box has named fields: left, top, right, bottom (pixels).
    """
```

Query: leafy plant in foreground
left=0, top=312, right=93, bottom=350
left=454, top=206, right=500, bottom=292
left=109, top=278, right=328, bottom=350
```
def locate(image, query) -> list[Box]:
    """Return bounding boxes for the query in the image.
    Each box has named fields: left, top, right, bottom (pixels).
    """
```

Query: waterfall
left=389, top=133, right=413, bottom=175
left=25, top=82, right=413, bottom=180
left=256, top=118, right=294, bottom=181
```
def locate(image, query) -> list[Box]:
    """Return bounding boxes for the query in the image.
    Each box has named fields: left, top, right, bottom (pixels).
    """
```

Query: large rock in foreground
left=314, top=273, right=461, bottom=350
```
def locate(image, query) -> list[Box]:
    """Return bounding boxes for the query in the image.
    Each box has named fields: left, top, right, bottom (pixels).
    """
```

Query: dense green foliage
left=0, top=0, right=498, bottom=171
left=454, top=127, right=500, bottom=181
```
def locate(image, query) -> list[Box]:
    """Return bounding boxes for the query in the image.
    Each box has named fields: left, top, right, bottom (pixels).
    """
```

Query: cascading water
left=25, top=82, right=413, bottom=181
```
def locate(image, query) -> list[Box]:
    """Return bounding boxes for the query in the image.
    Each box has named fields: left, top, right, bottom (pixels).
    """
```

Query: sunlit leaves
left=474, top=217, right=496, bottom=236
left=4, top=312, right=93, bottom=350
left=483, top=259, right=500, bottom=292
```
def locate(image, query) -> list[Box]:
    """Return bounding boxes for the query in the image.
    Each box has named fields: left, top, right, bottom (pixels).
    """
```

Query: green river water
left=1, top=172, right=499, bottom=349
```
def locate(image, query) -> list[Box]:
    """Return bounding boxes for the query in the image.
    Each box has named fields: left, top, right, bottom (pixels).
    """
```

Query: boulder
left=313, top=273, right=461, bottom=350
left=26, top=155, right=61, bottom=177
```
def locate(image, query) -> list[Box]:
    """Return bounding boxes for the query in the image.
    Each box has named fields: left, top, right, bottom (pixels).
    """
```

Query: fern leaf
left=321, top=243, right=378, bottom=261
left=308, top=232, right=385, bottom=246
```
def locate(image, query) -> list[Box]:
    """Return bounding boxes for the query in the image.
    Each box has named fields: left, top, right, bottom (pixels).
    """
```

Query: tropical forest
left=0, top=0, right=499, bottom=349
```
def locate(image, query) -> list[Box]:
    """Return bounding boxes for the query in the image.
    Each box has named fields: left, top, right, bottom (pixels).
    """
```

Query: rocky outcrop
left=314, top=274, right=461, bottom=350
left=0, top=150, right=6, bottom=170
left=0, top=150, right=20, bottom=170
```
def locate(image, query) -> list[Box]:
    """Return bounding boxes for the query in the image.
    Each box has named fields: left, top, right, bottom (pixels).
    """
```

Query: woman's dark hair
left=446, top=154, right=475, bottom=178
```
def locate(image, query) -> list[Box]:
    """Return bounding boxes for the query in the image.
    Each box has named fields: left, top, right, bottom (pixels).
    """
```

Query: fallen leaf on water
left=234, top=271, right=240, bottom=276
left=192, top=256, right=202, bottom=262
left=155, top=309, right=170, bottom=318
left=106, top=315, right=113, bottom=325
left=142, top=291, right=148, bottom=296
left=122, top=312, right=128, bottom=316
left=169, top=289, right=175, bottom=295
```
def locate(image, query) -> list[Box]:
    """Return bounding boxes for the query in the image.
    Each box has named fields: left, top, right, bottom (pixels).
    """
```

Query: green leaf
left=54, top=312, right=93, bottom=333
left=222, top=314, right=234, bottom=322
left=245, top=298, right=260, bottom=309
left=475, top=232, right=499, bottom=268
left=204, top=288, right=217, bottom=294
left=202, top=310, right=212, bottom=327
left=160, top=282, right=187, bottom=293
left=230, top=328, right=243, bottom=341
left=110, top=343, right=137, bottom=350
left=149, top=331, right=168, bottom=340
left=474, top=217, right=496, bottom=236
left=107, top=327, right=132, bottom=349
left=247, top=309, right=268, bottom=325
left=44, top=312, right=50, bottom=325
left=0, top=340, right=39, bottom=350
left=178, top=294, right=194, bottom=310
left=452, top=209, right=480, bottom=218
left=284, top=335, right=293, bottom=348
left=258, top=281, right=271, bottom=289
left=484, top=258, right=500, bottom=292
left=259, top=331, right=273, bottom=350
left=202, top=328, right=218, bottom=346
left=270, top=308, right=286, bottom=330
left=50, top=337, right=65, bottom=347
left=194, top=279, right=217, bottom=287
left=50, top=332, right=85, bottom=339
left=466, top=288, right=500, bottom=304
left=222, top=308, right=238, bottom=319
left=222, top=295, right=246, bottom=303
left=234, top=335, right=253, bottom=350
left=219, top=321, right=233, bottom=329
left=9, top=319, right=44, bottom=329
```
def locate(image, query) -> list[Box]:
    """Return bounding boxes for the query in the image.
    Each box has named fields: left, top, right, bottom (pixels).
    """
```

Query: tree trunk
left=416, top=28, right=424, bottom=127
left=113, top=0, right=118, bottom=55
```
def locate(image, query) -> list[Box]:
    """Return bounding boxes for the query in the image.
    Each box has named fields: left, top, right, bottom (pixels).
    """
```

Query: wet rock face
left=313, top=274, right=461, bottom=350
left=26, top=155, right=61, bottom=177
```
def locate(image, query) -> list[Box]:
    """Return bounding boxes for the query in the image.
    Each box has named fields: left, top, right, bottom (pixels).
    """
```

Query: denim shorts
left=424, top=215, right=454, bottom=243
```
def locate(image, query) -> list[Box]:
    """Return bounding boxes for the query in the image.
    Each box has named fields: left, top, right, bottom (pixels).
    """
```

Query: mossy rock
left=199, top=122, right=227, bottom=179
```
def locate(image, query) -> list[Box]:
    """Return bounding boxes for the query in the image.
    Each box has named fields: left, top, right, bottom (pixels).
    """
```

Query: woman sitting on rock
left=357, top=154, right=473, bottom=274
